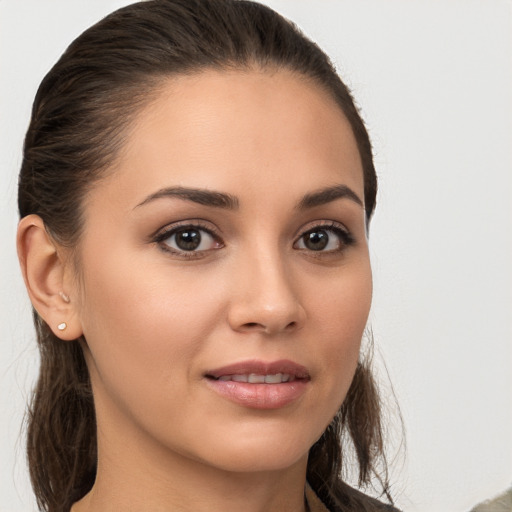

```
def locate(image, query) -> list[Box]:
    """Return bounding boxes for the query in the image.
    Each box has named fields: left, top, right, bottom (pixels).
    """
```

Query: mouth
left=213, top=373, right=298, bottom=383
left=205, top=359, right=310, bottom=381
left=204, top=359, right=310, bottom=409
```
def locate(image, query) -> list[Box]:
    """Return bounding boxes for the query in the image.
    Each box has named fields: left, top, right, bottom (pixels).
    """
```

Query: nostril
left=240, top=320, right=298, bottom=333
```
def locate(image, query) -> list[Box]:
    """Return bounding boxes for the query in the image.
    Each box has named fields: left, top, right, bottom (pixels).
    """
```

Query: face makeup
left=72, top=69, right=372, bottom=479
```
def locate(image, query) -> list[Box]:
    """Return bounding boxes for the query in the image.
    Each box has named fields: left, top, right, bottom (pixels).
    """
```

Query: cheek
left=308, top=260, right=372, bottom=407
left=76, top=247, right=225, bottom=407
left=310, top=258, right=372, bottom=339
left=79, top=241, right=221, bottom=339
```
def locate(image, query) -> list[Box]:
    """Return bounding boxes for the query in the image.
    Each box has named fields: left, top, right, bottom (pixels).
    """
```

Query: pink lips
left=204, top=359, right=310, bottom=410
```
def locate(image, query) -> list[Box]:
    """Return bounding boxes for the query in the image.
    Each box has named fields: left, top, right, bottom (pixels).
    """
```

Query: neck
left=75, top=453, right=308, bottom=512
left=72, top=405, right=309, bottom=512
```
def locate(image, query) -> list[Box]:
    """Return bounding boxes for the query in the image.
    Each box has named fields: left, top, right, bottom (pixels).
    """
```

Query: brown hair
left=18, top=1, right=393, bottom=511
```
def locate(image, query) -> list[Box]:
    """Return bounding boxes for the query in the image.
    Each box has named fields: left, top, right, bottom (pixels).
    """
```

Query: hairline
left=66, top=64, right=365, bottom=277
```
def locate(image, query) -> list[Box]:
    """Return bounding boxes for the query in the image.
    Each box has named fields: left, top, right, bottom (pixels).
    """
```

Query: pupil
left=305, top=230, right=328, bottom=251
left=176, top=229, right=201, bottom=251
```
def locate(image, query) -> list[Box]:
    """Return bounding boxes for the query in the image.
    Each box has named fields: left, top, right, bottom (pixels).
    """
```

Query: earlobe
left=17, top=214, right=83, bottom=340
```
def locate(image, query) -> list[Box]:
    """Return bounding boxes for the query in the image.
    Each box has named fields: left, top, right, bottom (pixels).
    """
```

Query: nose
left=227, top=250, right=306, bottom=335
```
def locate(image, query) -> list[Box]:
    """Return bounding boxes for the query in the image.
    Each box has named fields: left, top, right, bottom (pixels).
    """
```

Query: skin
left=18, top=69, right=372, bottom=512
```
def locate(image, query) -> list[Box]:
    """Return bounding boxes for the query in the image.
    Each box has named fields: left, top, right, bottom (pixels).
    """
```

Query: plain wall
left=1, top=1, right=511, bottom=511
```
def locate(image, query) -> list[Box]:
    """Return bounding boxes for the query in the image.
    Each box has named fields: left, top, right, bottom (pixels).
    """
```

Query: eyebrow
left=135, top=183, right=363, bottom=211
left=297, top=184, right=363, bottom=210
left=135, top=186, right=239, bottom=210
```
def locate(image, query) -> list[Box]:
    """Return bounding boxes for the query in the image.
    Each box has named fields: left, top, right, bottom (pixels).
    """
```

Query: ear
left=17, top=214, right=83, bottom=341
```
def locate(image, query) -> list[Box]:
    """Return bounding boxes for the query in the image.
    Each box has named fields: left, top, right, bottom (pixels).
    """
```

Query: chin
left=202, top=448, right=308, bottom=474
left=188, top=424, right=319, bottom=474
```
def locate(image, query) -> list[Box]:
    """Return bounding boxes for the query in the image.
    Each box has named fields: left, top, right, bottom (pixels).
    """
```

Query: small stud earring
left=57, top=322, right=67, bottom=331
left=59, top=291, right=70, bottom=303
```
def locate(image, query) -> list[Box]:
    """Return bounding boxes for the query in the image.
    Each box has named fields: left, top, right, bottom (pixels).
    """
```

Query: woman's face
left=72, top=69, right=372, bottom=474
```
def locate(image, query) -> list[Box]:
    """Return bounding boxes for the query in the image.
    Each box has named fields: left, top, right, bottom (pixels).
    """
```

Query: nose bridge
left=228, top=241, right=305, bottom=334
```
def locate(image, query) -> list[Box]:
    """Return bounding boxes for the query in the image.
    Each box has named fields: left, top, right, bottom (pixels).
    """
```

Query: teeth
left=217, top=373, right=295, bottom=383
left=248, top=374, right=265, bottom=383
left=264, top=373, right=283, bottom=384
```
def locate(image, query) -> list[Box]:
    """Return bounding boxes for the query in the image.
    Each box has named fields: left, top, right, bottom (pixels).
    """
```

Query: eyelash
left=152, top=221, right=223, bottom=259
left=293, top=222, right=355, bottom=254
left=152, top=220, right=355, bottom=259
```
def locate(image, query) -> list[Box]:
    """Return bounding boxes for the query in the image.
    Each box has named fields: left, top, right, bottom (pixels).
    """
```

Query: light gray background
left=1, top=1, right=511, bottom=511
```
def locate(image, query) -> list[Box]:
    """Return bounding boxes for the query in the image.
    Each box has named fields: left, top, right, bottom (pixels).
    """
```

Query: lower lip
left=205, top=379, right=308, bottom=409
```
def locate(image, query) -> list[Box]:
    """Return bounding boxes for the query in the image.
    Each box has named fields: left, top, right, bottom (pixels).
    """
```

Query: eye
left=294, top=224, right=354, bottom=252
left=154, top=224, right=222, bottom=255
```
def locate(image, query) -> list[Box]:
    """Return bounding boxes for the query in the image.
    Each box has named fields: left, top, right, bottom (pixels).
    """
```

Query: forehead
left=91, top=69, right=364, bottom=210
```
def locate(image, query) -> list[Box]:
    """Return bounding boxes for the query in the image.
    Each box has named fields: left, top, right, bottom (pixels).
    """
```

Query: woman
left=16, top=1, right=398, bottom=511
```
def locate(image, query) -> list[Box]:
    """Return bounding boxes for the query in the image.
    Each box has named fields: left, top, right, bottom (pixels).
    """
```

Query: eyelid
left=294, top=220, right=351, bottom=239
left=293, top=220, right=355, bottom=251
left=151, top=220, right=224, bottom=257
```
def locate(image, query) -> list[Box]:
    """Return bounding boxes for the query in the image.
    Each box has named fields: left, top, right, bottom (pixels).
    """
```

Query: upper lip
left=205, top=359, right=310, bottom=380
